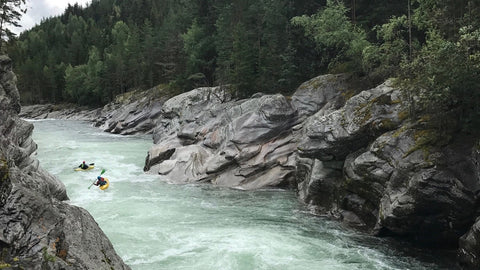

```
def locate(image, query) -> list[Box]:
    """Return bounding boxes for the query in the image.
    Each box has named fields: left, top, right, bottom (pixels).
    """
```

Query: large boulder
left=290, top=73, right=352, bottom=122
left=297, top=80, right=404, bottom=161
left=1, top=55, right=130, bottom=269
left=346, top=129, right=477, bottom=246
left=295, top=80, right=407, bottom=224
left=145, top=86, right=299, bottom=190
left=95, top=88, right=169, bottom=135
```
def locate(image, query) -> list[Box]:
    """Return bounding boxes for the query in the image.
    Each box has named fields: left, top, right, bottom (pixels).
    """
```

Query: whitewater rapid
left=30, top=119, right=457, bottom=270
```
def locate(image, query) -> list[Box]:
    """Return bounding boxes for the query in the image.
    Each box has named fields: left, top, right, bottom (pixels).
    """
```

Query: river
left=30, top=119, right=458, bottom=270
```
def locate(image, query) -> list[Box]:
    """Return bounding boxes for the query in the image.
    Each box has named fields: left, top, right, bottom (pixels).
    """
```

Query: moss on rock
left=0, top=157, right=8, bottom=183
left=403, top=128, right=451, bottom=159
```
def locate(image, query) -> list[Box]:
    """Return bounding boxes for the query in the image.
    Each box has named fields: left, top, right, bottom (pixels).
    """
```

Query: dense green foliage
left=6, top=0, right=480, bottom=131
left=398, top=0, right=480, bottom=131
left=7, top=0, right=325, bottom=104
left=294, top=0, right=480, bottom=131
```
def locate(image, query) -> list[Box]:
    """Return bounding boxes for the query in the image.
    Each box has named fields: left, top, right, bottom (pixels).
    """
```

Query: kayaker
left=95, top=176, right=107, bottom=187
left=79, top=161, right=89, bottom=169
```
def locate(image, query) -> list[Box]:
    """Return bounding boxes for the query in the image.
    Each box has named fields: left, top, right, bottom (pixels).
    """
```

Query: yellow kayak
left=99, top=178, right=109, bottom=190
left=74, top=165, right=95, bottom=172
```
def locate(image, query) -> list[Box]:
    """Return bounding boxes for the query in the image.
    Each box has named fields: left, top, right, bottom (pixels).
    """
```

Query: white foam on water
left=24, top=118, right=58, bottom=122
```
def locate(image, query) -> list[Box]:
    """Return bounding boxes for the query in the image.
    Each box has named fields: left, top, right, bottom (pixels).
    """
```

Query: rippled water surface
left=31, top=119, right=458, bottom=270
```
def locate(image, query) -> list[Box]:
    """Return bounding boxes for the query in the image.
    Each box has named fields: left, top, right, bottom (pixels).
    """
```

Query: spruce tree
left=0, top=0, right=26, bottom=51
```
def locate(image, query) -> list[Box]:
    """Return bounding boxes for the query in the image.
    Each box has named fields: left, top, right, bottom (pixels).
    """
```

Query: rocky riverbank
left=0, top=55, right=130, bottom=269
left=20, top=73, right=480, bottom=269
left=20, top=86, right=174, bottom=135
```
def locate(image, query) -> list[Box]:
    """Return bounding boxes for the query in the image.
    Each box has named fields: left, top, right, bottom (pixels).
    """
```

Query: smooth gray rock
left=145, top=87, right=298, bottom=190
left=291, top=73, right=351, bottom=121
left=144, top=74, right=353, bottom=190
left=97, top=94, right=165, bottom=135
left=230, top=94, right=296, bottom=144
left=369, top=130, right=477, bottom=246
left=298, top=80, right=403, bottom=161
left=296, top=157, right=343, bottom=213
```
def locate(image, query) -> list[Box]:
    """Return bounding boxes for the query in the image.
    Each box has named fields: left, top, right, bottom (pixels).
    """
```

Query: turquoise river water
left=30, top=119, right=459, bottom=270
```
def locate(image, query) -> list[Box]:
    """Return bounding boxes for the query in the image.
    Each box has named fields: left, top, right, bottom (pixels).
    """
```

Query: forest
left=4, top=0, right=480, bottom=131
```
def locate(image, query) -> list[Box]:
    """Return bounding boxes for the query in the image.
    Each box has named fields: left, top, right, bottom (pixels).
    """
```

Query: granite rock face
left=0, top=55, right=130, bottom=269
left=144, top=75, right=353, bottom=191
left=93, top=88, right=169, bottom=135
left=293, top=78, right=479, bottom=268
left=144, top=86, right=299, bottom=189
left=345, top=130, right=476, bottom=244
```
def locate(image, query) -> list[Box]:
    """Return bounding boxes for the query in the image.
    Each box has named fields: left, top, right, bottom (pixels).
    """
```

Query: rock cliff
left=0, top=55, right=130, bottom=269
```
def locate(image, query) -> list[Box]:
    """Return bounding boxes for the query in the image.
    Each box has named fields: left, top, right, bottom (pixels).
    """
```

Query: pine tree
left=0, top=0, right=26, bottom=51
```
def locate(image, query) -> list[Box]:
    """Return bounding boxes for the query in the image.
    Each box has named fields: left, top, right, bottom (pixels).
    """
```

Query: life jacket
left=98, top=178, right=107, bottom=186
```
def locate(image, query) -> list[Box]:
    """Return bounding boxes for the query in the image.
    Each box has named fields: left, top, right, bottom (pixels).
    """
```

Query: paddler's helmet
left=97, top=176, right=101, bottom=180
left=83, top=161, right=85, bottom=163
